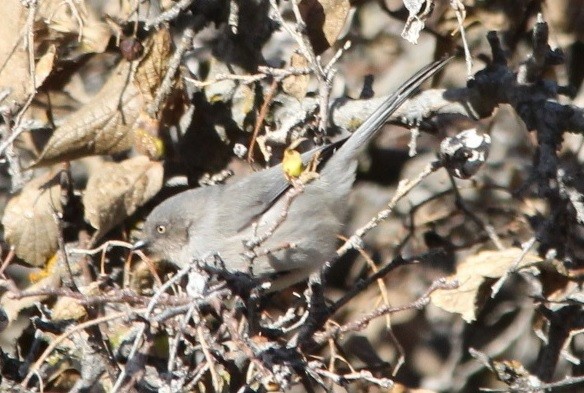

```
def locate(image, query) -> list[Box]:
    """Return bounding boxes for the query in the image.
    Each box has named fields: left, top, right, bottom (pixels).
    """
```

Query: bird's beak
left=132, top=239, right=148, bottom=251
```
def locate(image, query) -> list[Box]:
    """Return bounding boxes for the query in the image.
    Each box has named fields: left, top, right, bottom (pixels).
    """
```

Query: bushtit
left=135, top=57, right=452, bottom=290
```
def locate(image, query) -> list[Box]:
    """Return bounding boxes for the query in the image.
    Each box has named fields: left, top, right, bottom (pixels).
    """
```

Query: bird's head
left=134, top=200, right=192, bottom=266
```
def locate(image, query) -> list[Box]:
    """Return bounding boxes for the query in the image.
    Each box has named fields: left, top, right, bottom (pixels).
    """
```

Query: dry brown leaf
left=134, top=28, right=172, bottom=104
left=1, top=271, right=61, bottom=323
left=51, top=282, right=99, bottom=321
left=83, top=156, right=164, bottom=238
left=38, top=0, right=112, bottom=54
left=33, top=28, right=171, bottom=167
left=0, top=0, right=32, bottom=105
left=32, top=59, right=140, bottom=166
left=430, top=248, right=543, bottom=322
left=282, top=53, right=310, bottom=100
left=299, top=0, right=350, bottom=54
left=2, top=173, right=63, bottom=266
left=35, top=45, right=57, bottom=89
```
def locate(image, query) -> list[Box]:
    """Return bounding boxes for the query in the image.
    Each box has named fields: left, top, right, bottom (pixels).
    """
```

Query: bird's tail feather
left=323, top=55, right=453, bottom=177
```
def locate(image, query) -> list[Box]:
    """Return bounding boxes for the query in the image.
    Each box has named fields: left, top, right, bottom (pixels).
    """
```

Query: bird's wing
left=231, top=55, right=453, bottom=232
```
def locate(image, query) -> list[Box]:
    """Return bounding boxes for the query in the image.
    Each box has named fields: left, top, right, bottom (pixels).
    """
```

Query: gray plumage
left=138, top=57, right=452, bottom=289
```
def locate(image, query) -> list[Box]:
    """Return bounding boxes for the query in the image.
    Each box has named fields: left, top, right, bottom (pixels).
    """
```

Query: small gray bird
left=135, top=57, right=452, bottom=290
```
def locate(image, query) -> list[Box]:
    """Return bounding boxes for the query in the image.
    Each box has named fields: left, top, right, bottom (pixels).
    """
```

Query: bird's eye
left=156, top=225, right=166, bottom=234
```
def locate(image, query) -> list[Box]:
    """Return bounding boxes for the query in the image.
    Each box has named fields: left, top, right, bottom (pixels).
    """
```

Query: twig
left=167, top=303, right=195, bottom=376
left=480, top=375, right=584, bottom=392
left=450, top=0, right=472, bottom=75
left=269, top=0, right=336, bottom=133
left=336, top=161, right=441, bottom=257
left=359, top=243, right=405, bottom=375
left=68, top=240, right=134, bottom=255
left=23, top=0, right=37, bottom=96
left=228, top=0, right=239, bottom=34
left=21, top=307, right=149, bottom=388
left=185, top=66, right=312, bottom=88
left=243, top=177, right=325, bottom=271
left=194, top=310, right=222, bottom=391
left=0, top=247, right=16, bottom=278
left=147, top=27, right=195, bottom=117
left=448, top=173, right=504, bottom=250
left=185, top=363, right=211, bottom=390
left=52, top=0, right=85, bottom=42
left=310, top=366, right=394, bottom=389
left=52, top=209, right=79, bottom=291
left=111, top=263, right=194, bottom=392
left=315, top=278, right=458, bottom=344
left=145, top=0, right=195, bottom=29
left=0, top=1, right=38, bottom=190
left=490, top=237, right=536, bottom=297
left=329, top=250, right=440, bottom=314
left=248, top=79, right=279, bottom=163
left=450, top=306, right=535, bottom=391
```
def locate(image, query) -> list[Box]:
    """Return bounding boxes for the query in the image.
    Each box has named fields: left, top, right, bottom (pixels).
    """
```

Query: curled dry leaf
left=32, top=59, right=140, bottom=166
left=0, top=0, right=33, bottom=105
left=1, top=272, right=61, bottom=323
left=33, top=28, right=172, bottom=167
left=0, top=256, right=61, bottom=335
left=35, top=45, right=57, bottom=89
left=2, top=173, right=63, bottom=267
left=430, top=248, right=543, bottom=322
left=83, top=156, right=164, bottom=238
left=38, top=0, right=112, bottom=54
left=204, top=56, right=242, bottom=104
left=133, top=28, right=172, bottom=103
left=299, top=0, right=350, bottom=54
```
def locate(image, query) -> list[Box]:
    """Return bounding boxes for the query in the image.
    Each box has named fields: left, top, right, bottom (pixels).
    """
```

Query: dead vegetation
left=0, top=0, right=584, bottom=392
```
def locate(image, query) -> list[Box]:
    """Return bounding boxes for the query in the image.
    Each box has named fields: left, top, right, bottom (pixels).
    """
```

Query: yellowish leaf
left=431, top=248, right=543, bottom=322
left=29, top=252, right=59, bottom=283
left=282, top=149, right=304, bottom=179
left=51, top=296, right=87, bottom=321
left=133, top=112, right=165, bottom=159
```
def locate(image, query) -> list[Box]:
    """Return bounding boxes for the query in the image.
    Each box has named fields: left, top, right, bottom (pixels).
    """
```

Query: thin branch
left=145, top=0, right=195, bottom=29
left=315, top=279, right=458, bottom=344
left=336, top=161, right=441, bottom=257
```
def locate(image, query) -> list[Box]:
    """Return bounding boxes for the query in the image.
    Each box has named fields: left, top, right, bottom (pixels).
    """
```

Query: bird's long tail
left=323, top=55, right=453, bottom=179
